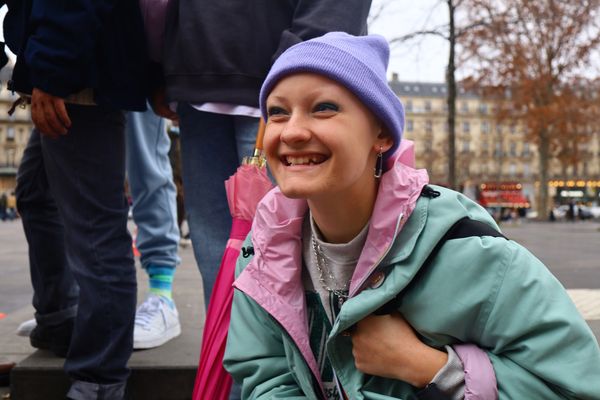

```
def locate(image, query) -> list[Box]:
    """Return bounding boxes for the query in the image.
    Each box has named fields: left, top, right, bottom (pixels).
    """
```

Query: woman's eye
left=267, top=106, right=287, bottom=117
left=314, top=102, right=339, bottom=113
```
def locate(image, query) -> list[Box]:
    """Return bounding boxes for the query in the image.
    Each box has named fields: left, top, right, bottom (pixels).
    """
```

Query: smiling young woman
left=264, top=73, right=392, bottom=243
left=223, top=32, right=600, bottom=400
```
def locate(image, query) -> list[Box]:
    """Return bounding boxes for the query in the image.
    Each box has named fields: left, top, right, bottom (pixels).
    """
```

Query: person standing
left=126, top=109, right=182, bottom=349
left=152, top=0, right=373, bottom=310
left=4, top=0, right=151, bottom=398
left=0, top=192, right=7, bottom=221
left=13, top=110, right=183, bottom=350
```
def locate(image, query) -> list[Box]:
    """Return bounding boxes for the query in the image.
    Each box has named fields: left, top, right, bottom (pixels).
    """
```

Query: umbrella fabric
left=192, top=163, right=272, bottom=400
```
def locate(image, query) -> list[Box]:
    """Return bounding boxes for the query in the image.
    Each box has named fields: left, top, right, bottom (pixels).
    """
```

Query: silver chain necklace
left=311, top=237, right=350, bottom=302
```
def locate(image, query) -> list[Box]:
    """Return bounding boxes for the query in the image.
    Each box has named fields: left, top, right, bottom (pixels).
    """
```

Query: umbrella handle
left=243, top=119, right=267, bottom=166
left=254, top=119, right=266, bottom=152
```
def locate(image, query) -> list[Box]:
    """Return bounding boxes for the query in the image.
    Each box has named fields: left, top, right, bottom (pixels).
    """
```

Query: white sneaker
left=133, top=295, right=181, bottom=349
left=16, top=318, right=37, bottom=337
left=179, top=237, right=192, bottom=248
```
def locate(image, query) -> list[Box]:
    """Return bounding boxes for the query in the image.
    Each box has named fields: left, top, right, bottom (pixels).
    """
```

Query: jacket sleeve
left=273, top=0, right=372, bottom=60
left=479, top=241, right=600, bottom=399
left=25, top=0, right=118, bottom=97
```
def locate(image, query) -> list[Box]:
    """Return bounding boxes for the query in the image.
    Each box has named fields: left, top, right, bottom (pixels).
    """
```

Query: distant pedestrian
left=0, top=192, right=7, bottom=221
left=5, top=191, right=17, bottom=220
left=567, top=201, right=576, bottom=222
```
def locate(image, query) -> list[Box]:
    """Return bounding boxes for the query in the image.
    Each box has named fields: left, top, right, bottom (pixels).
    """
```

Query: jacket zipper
left=349, top=213, right=404, bottom=298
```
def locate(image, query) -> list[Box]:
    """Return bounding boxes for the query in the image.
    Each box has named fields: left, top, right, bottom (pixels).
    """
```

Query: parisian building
left=0, top=64, right=32, bottom=193
left=389, top=74, right=600, bottom=210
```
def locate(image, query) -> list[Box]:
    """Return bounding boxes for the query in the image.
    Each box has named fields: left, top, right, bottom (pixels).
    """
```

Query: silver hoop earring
left=374, top=146, right=383, bottom=178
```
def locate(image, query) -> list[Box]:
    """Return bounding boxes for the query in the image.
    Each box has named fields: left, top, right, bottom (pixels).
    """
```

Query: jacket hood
left=233, top=140, right=428, bottom=386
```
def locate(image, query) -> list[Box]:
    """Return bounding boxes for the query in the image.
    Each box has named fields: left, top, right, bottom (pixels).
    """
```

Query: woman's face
left=264, top=73, right=393, bottom=202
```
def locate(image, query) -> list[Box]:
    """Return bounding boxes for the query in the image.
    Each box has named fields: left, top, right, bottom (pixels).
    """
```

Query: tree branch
left=389, top=29, right=449, bottom=44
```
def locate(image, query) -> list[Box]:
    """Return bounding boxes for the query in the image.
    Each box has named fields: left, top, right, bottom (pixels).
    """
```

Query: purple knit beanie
left=260, top=32, right=404, bottom=161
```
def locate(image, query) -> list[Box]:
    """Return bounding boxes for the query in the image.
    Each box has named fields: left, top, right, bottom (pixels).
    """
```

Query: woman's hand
left=351, top=312, right=448, bottom=388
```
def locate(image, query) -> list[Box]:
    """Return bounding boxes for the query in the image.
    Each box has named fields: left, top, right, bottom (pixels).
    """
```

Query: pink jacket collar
left=233, top=141, right=429, bottom=388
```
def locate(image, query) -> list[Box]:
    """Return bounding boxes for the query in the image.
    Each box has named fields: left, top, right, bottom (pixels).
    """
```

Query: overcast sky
left=0, top=2, right=449, bottom=83
left=369, top=0, right=449, bottom=83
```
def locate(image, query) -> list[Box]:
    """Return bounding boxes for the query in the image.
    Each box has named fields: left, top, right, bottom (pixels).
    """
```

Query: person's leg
left=233, top=116, right=260, bottom=164
left=16, top=130, right=78, bottom=355
left=177, top=104, right=243, bottom=307
left=125, top=109, right=181, bottom=349
left=126, top=109, right=180, bottom=271
left=41, top=105, right=136, bottom=400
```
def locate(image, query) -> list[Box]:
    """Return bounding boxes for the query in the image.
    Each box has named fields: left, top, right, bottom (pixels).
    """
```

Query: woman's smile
left=282, top=153, right=328, bottom=167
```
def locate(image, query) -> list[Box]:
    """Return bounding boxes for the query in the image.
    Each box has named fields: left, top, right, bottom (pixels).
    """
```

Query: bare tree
left=460, top=0, right=600, bottom=217
left=377, top=0, right=483, bottom=190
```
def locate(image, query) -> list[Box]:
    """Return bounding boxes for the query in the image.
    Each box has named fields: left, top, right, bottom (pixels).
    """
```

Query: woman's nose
left=280, top=114, right=311, bottom=145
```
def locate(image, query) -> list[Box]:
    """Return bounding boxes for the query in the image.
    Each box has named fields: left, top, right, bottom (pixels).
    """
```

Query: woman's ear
left=375, top=130, right=394, bottom=153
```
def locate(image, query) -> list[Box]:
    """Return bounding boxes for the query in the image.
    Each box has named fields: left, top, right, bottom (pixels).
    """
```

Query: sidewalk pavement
left=0, top=242, right=204, bottom=398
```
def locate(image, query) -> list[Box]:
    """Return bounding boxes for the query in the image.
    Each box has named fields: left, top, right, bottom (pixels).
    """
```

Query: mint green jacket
left=224, top=182, right=600, bottom=399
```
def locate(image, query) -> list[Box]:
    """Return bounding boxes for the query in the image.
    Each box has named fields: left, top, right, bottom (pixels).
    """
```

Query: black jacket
left=2, top=0, right=151, bottom=111
left=162, top=0, right=373, bottom=107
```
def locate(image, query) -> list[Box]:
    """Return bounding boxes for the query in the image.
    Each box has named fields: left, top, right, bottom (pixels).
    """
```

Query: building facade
left=0, top=65, right=32, bottom=192
left=390, top=75, right=600, bottom=209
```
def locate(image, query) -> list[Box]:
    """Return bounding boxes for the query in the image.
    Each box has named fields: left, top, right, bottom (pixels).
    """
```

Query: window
left=462, top=141, right=470, bottom=153
left=479, top=103, right=488, bottom=114
left=523, top=143, right=530, bottom=156
left=461, top=102, right=469, bottom=113
left=510, top=124, right=517, bottom=134
left=462, top=121, right=470, bottom=133
left=406, top=119, right=414, bottom=132
left=524, top=164, right=531, bottom=177
left=425, top=120, right=433, bottom=134
left=405, top=100, right=413, bottom=112
left=481, top=122, right=490, bottom=134
left=6, top=127, right=15, bottom=141
left=494, top=142, right=502, bottom=157
left=510, top=142, right=517, bottom=156
left=424, top=100, right=432, bottom=112
left=509, top=163, right=517, bottom=176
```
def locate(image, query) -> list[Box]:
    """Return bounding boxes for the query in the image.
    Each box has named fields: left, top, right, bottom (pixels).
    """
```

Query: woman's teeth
left=285, top=155, right=324, bottom=166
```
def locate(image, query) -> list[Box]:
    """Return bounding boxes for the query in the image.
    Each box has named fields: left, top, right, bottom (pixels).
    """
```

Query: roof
left=389, top=80, right=480, bottom=99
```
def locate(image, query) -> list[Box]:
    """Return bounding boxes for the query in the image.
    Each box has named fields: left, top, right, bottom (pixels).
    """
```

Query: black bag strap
left=425, top=216, right=506, bottom=265
left=375, top=216, right=506, bottom=315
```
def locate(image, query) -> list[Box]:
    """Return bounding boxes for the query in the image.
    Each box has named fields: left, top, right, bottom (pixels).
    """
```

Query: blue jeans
left=126, top=109, right=180, bottom=270
left=177, top=103, right=257, bottom=307
left=16, top=105, right=136, bottom=400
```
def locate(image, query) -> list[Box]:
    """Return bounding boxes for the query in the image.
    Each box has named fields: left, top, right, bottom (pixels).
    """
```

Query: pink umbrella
left=193, top=120, right=273, bottom=400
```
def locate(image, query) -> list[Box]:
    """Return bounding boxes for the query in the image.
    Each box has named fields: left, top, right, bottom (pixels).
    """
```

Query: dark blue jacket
left=2, top=0, right=150, bottom=111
